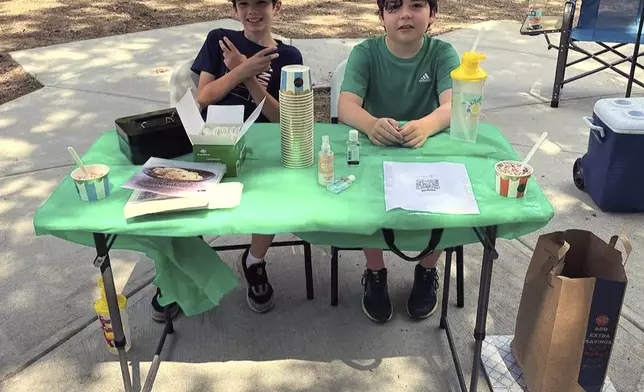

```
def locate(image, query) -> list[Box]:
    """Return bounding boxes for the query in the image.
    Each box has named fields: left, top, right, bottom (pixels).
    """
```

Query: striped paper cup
left=71, top=164, right=111, bottom=202
left=495, top=161, right=533, bottom=198
left=280, top=65, right=312, bottom=95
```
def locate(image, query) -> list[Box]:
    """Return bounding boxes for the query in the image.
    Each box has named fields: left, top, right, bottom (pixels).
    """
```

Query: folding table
left=34, top=123, right=554, bottom=391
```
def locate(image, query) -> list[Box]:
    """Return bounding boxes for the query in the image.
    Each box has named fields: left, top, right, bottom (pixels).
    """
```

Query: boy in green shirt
left=338, top=0, right=460, bottom=323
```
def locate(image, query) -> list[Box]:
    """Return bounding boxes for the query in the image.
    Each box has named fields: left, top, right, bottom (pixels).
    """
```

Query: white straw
left=523, top=132, right=549, bottom=165
left=67, top=146, right=90, bottom=177
left=470, top=27, right=485, bottom=53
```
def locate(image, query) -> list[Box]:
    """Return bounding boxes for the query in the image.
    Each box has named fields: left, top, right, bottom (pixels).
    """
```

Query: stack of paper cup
left=279, top=65, right=314, bottom=168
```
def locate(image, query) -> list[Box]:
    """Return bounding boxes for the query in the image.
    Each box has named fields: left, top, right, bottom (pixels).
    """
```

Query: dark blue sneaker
left=406, top=264, right=439, bottom=320
left=361, top=268, right=393, bottom=323
left=151, top=289, right=180, bottom=323
left=241, top=248, right=275, bottom=313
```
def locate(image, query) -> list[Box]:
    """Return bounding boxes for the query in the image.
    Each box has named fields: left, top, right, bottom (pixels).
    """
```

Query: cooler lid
left=593, top=98, right=644, bottom=134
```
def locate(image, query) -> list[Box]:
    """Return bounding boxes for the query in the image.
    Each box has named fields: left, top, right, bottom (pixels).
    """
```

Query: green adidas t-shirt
left=341, top=35, right=461, bottom=121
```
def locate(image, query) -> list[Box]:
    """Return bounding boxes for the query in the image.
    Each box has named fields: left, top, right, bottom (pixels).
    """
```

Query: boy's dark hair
left=231, top=0, right=279, bottom=7
left=377, top=0, right=438, bottom=16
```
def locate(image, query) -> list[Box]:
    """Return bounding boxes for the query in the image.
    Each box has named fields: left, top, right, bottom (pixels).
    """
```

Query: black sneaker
left=241, top=248, right=275, bottom=313
left=151, top=289, right=181, bottom=323
left=407, top=264, right=440, bottom=320
left=361, top=268, right=393, bottom=323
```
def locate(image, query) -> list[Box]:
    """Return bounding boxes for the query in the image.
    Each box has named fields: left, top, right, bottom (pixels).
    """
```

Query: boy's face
left=234, top=0, right=281, bottom=34
left=380, top=0, right=435, bottom=44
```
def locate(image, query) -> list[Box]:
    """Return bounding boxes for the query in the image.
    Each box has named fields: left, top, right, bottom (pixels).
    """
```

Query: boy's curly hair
left=377, top=0, right=438, bottom=16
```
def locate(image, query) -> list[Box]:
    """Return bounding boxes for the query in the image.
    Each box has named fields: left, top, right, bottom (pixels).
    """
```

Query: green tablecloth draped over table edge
left=33, top=123, right=554, bottom=316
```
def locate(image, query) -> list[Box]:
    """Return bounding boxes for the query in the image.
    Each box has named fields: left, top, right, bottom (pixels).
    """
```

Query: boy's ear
left=378, top=12, right=385, bottom=29
left=273, top=0, right=282, bottom=13
left=428, top=11, right=436, bottom=26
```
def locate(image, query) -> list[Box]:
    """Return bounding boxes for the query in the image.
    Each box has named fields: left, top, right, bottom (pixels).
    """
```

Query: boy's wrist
left=232, top=63, right=251, bottom=82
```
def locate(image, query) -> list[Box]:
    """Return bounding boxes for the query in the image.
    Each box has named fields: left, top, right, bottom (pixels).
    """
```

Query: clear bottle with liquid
left=318, top=135, right=334, bottom=186
left=346, top=129, right=360, bottom=166
left=450, top=51, right=487, bottom=143
left=527, top=0, right=544, bottom=30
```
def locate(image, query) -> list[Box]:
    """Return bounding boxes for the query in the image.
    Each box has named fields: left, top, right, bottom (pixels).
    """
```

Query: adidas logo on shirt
left=418, top=73, right=430, bottom=83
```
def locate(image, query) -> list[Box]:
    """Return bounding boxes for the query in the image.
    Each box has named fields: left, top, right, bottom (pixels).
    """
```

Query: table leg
left=141, top=304, right=175, bottom=392
left=456, top=246, right=465, bottom=308
left=469, top=226, right=498, bottom=392
left=440, top=248, right=468, bottom=391
left=331, top=247, right=339, bottom=306
left=304, top=242, right=314, bottom=300
left=440, top=248, right=453, bottom=330
left=93, top=233, right=133, bottom=392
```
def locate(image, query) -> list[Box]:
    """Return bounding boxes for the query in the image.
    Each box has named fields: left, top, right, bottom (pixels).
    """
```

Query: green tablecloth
left=33, top=123, right=554, bottom=315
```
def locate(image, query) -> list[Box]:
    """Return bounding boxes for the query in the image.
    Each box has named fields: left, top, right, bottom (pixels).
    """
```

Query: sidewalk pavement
left=1, top=18, right=643, bottom=391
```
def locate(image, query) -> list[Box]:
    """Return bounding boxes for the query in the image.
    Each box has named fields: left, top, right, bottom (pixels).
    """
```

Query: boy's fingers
left=256, top=47, right=278, bottom=57
left=381, top=121, right=403, bottom=141
left=399, top=124, right=415, bottom=137
left=223, top=37, right=239, bottom=53
left=386, top=118, right=401, bottom=131
left=219, top=40, right=230, bottom=53
left=404, top=135, right=424, bottom=148
left=377, top=129, right=398, bottom=145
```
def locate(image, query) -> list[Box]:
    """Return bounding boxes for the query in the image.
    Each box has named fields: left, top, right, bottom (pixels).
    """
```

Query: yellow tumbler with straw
left=94, top=277, right=131, bottom=354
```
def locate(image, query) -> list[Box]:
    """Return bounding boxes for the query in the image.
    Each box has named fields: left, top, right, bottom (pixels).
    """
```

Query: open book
left=124, top=182, right=243, bottom=219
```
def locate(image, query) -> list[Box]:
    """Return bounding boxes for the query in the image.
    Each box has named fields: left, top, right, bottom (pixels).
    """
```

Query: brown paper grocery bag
left=512, top=230, right=631, bottom=392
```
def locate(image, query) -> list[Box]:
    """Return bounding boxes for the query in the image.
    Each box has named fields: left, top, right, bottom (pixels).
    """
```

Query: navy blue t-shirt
left=191, top=28, right=303, bottom=123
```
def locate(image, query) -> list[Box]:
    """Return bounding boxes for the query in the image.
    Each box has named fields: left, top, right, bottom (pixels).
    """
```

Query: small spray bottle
left=318, top=135, right=334, bottom=186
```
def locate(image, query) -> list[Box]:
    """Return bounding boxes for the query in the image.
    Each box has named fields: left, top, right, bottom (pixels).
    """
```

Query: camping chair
left=520, top=0, right=644, bottom=107
left=327, top=59, right=467, bottom=309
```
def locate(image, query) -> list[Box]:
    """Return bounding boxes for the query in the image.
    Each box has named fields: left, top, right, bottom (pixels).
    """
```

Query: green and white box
left=176, top=88, right=264, bottom=177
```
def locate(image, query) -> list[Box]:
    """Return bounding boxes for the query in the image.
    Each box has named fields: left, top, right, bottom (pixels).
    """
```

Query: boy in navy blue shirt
left=191, top=1, right=303, bottom=123
left=151, top=0, right=303, bottom=322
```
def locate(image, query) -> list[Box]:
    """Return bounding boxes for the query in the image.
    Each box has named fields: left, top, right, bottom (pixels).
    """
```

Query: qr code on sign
left=416, top=178, right=440, bottom=192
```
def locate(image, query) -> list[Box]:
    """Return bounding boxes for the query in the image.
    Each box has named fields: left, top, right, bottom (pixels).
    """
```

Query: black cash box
left=116, top=108, right=193, bottom=165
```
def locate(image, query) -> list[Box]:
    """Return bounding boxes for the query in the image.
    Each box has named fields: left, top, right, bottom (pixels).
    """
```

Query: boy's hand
left=369, top=118, right=403, bottom=146
left=257, top=71, right=272, bottom=89
left=239, top=47, right=279, bottom=80
left=220, top=37, right=247, bottom=70
left=400, top=120, right=430, bottom=148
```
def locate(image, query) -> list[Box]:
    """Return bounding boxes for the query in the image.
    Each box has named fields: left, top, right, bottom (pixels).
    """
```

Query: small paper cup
left=280, top=65, right=312, bottom=95
left=495, top=160, right=533, bottom=198
left=71, top=164, right=111, bottom=202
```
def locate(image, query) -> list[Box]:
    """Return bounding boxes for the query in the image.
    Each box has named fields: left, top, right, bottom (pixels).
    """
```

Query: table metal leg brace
left=439, top=226, right=498, bottom=392
left=93, top=233, right=175, bottom=392
left=94, top=233, right=134, bottom=392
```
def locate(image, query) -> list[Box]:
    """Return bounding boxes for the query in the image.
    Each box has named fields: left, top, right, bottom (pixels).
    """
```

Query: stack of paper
left=121, top=157, right=243, bottom=219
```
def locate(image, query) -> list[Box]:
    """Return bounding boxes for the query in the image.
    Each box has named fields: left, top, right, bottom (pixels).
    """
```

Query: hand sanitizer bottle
left=327, top=175, right=356, bottom=194
left=318, top=135, right=334, bottom=186
left=346, top=129, right=360, bottom=166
